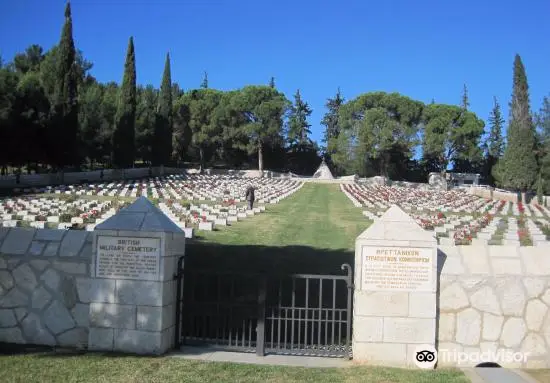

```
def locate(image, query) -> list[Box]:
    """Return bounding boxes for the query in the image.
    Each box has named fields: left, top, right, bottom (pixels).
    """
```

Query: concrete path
left=169, top=346, right=351, bottom=368
left=171, top=347, right=541, bottom=382
left=461, top=368, right=540, bottom=383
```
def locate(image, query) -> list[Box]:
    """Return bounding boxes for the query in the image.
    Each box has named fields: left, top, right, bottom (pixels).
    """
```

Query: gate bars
left=174, top=260, right=353, bottom=359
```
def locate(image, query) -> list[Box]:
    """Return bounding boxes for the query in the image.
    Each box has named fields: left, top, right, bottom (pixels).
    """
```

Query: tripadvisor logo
left=414, top=344, right=438, bottom=369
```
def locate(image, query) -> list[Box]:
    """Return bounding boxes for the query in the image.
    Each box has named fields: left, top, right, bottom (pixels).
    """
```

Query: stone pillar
left=353, top=205, right=438, bottom=367
left=87, top=196, right=185, bottom=354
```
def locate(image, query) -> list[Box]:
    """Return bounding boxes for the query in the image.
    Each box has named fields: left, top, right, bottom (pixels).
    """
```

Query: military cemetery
left=2, top=0, right=550, bottom=382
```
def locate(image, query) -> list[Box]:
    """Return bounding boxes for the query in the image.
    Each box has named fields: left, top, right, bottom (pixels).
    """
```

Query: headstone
left=88, top=196, right=185, bottom=355
left=353, top=205, right=437, bottom=368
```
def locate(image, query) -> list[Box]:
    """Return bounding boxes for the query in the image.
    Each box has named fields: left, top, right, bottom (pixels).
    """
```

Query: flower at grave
left=437, top=212, right=445, bottom=219
left=517, top=228, right=530, bottom=240
left=518, top=201, right=525, bottom=214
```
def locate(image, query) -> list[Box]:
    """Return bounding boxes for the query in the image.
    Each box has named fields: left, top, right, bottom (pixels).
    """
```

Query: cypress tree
left=201, top=71, right=208, bottom=89
left=112, top=37, right=137, bottom=168
left=461, top=84, right=469, bottom=110
left=153, top=52, right=173, bottom=166
left=497, top=54, right=538, bottom=192
left=269, top=76, right=275, bottom=88
left=486, top=96, right=505, bottom=185
left=53, top=1, right=79, bottom=168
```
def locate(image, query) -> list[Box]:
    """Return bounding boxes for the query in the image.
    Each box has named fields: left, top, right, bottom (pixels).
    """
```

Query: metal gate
left=174, top=260, right=353, bottom=358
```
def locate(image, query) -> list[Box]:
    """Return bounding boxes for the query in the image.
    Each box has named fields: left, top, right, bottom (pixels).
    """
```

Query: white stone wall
left=438, top=245, right=550, bottom=368
left=87, top=229, right=182, bottom=355
left=0, top=227, right=92, bottom=348
left=0, top=166, right=185, bottom=189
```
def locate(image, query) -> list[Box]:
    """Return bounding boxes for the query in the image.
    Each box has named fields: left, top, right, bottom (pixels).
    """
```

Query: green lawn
left=0, top=351, right=469, bottom=383
left=186, top=183, right=372, bottom=275
left=196, top=183, right=370, bottom=249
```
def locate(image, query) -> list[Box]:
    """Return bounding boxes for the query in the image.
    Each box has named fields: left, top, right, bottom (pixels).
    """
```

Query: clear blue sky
left=1, top=0, right=549, bottom=145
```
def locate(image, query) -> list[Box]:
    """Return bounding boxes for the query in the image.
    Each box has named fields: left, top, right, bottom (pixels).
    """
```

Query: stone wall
left=0, top=227, right=92, bottom=348
left=438, top=245, right=550, bottom=368
left=0, top=166, right=182, bottom=189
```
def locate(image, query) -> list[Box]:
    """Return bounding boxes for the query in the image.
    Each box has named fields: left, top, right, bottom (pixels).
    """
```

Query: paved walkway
left=171, top=347, right=541, bottom=382
left=169, top=346, right=350, bottom=368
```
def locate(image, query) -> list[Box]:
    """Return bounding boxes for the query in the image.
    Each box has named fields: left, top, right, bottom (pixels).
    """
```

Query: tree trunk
left=199, top=147, right=204, bottom=173
left=258, top=143, right=264, bottom=175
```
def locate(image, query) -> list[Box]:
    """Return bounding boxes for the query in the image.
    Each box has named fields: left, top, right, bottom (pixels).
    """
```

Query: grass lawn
left=196, top=183, right=370, bottom=249
left=186, top=183, right=372, bottom=274
left=0, top=350, right=469, bottom=383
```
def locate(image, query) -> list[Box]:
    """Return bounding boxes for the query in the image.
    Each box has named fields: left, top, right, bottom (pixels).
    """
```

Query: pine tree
left=487, top=97, right=505, bottom=158
left=269, top=76, right=275, bottom=88
left=153, top=52, right=173, bottom=166
left=287, top=89, right=312, bottom=148
left=112, top=36, right=137, bottom=168
left=321, top=88, right=344, bottom=146
left=485, top=97, right=505, bottom=185
left=461, top=84, right=469, bottom=110
left=496, top=54, right=539, bottom=192
left=201, top=71, right=208, bottom=89
left=52, top=1, right=79, bottom=168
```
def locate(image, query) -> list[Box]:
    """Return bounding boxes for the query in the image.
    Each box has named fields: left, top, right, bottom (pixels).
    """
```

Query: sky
left=1, top=0, right=549, bottom=145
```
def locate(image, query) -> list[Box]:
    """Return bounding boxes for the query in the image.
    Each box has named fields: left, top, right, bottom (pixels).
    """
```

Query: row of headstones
left=363, top=208, right=550, bottom=246
left=44, top=175, right=302, bottom=203
left=158, top=202, right=267, bottom=238
left=346, top=183, right=550, bottom=219
left=343, top=184, right=490, bottom=213
left=0, top=197, right=115, bottom=230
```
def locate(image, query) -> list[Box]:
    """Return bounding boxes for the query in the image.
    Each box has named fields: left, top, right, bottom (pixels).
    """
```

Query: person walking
left=245, top=185, right=255, bottom=210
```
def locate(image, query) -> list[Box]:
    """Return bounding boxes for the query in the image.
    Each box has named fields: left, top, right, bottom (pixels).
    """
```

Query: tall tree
left=535, top=95, right=550, bottom=193
left=51, top=1, right=79, bottom=168
left=78, top=81, right=104, bottom=168
left=287, top=89, right=312, bottom=148
left=321, top=88, right=344, bottom=151
left=153, top=52, right=173, bottom=166
left=135, top=85, right=158, bottom=164
left=184, top=89, right=223, bottom=170
left=494, top=54, right=538, bottom=192
left=201, top=71, right=208, bottom=89
left=338, top=92, right=425, bottom=177
left=231, top=86, right=288, bottom=173
left=112, top=36, right=137, bottom=168
left=484, top=96, right=505, bottom=185
left=461, top=84, right=469, bottom=110
left=269, top=77, right=275, bottom=88
left=422, top=103, right=484, bottom=172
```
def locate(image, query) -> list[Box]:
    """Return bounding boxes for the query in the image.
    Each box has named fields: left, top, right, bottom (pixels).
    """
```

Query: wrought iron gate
left=174, top=259, right=353, bottom=358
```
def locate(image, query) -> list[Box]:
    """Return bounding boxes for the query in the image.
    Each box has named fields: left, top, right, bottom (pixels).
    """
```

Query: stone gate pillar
left=353, top=205, right=438, bottom=367
left=87, top=196, right=185, bottom=354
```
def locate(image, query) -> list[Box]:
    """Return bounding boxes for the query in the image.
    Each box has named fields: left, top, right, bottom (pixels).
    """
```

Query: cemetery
left=0, top=174, right=303, bottom=238
left=2, top=0, right=550, bottom=381
left=0, top=170, right=550, bottom=377
left=341, top=183, right=550, bottom=247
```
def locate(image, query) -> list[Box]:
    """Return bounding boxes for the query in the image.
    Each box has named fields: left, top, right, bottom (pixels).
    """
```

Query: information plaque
left=96, top=236, right=161, bottom=281
left=361, top=246, right=434, bottom=292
